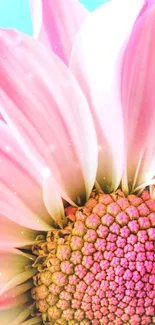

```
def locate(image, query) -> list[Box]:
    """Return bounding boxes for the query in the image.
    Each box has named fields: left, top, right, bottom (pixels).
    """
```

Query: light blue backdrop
left=0, top=0, right=109, bottom=35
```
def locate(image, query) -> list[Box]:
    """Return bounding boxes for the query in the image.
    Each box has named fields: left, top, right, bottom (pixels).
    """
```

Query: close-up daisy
left=0, top=0, right=155, bottom=324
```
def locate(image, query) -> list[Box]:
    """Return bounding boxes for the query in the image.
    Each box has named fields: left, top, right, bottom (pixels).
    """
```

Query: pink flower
left=0, top=0, right=155, bottom=324
left=29, top=0, right=89, bottom=65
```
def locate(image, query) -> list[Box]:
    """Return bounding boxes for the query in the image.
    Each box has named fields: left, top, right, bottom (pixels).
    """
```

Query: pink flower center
left=31, top=189, right=155, bottom=325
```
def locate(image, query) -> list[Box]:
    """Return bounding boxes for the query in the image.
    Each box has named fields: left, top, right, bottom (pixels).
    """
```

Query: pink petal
left=121, top=5, right=155, bottom=191
left=0, top=215, right=39, bottom=248
left=18, top=317, right=42, bottom=325
left=43, top=171, right=65, bottom=228
left=0, top=113, right=5, bottom=122
left=29, top=0, right=42, bottom=39
left=0, top=249, right=35, bottom=295
left=0, top=305, right=32, bottom=325
left=150, top=184, right=155, bottom=200
left=0, top=29, right=98, bottom=204
left=0, top=121, right=53, bottom=230
left=0, top=306, right=29, bottom=325
left=147, top=0, right=155, bottom=6
left=70, top=0, right=145, bottom=192
left=29, top=0, right=89, bottom=64
left=0, top=281, right=32, bottom=310
left=0, top=120, right=41, bottom=185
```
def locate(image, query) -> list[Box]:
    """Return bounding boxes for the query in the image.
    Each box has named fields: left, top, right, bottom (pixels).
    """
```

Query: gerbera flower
left=0, top=0, right=155, bottom=324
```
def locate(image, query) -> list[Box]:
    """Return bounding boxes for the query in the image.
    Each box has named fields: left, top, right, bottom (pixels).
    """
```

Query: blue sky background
left=0, top=0, right=108, bottom=35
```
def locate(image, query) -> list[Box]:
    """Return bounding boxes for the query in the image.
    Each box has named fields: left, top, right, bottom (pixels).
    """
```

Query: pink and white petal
left=0, top=121, right=54, bottom=230
left=0, top=113, right=5, bottom=122
left=0, top=290, right=31, bottom=310
left=10, top=306, right=32, bottom=325
left=0, top=249, right=36, bottom=295
left=0, top=265, right=36, bottom=296
left=150, top=184, right=155, bottom=200
left=0, top=215, right=39, bottom=248
left=70, top=0, right=145, bottom=191
left=0, top=305, right=30, bottom=325
left=0, top=280, right=33, bottom=310
left=0, top=29, right=98, bottom=204
left=121, top=5, right=155, bottom=191
left=0, top=248, right=36, bottom=295
left=29, top=0, right=89, bottom=64
left=43, top=171, right=65, bottom=227
left=0, top=184, right=48, bottom=231
left=20, top=317, right=42, bottom=325
left=147, top=0, right=155, bottom=6
left=0, top=120, right=41, bottom=185
left=29, top=0, right=42, bottom=39
left=0, top=249, right=34, bottom=283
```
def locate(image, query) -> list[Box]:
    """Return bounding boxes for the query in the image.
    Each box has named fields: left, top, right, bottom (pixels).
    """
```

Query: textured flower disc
left=31, top=189, right=155, bottom=325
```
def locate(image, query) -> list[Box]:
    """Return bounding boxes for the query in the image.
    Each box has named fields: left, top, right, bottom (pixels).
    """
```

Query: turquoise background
left=0, top=0, right=108, bottom=35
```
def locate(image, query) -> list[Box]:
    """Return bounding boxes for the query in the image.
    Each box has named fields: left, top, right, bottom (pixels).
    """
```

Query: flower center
left=31, top=189, right=155, bottom=325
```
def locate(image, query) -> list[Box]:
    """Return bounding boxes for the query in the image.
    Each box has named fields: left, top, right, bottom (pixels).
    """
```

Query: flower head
left=0, top=0, right=155, bottom=324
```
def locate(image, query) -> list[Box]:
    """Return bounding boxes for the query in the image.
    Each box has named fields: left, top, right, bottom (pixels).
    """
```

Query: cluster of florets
left=31, top=189, right=155, bottom=325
